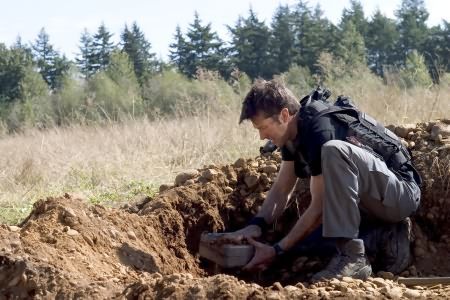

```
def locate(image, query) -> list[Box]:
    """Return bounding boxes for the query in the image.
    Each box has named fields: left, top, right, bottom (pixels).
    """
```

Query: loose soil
left=1, top=120, right=450, bottom=299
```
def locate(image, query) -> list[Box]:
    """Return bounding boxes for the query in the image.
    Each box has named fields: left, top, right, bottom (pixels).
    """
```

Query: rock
left=387, top=287, right=403, bottom=298
left=330, top=278, right=340, bottom=285
left=224, top=187, right=233, bottom=193
left=64, top=207, right=77, bottom=218
left=395, top=124, right=416, bottom=138
left=272, top=282, right=283, bottom=291
left=262, top=164, right=278, bottom=174
left=127, top=231, right=137, bottom=240
left=244, top=173, right=259, bottom=188
left=341, top=276, right=354, bottom=283
left=431, top=123, right=450, bottom=141
left=377, top=271, right=394, bottom=280
left=159, top=184, right=172, bottom=193
left=266, top=292, right=280, bottom=300
left=408, top=265, right=418, bottom=277
left=183, top=179, right=195, bottom=186
left=404, top=289, right=421, bottom=298
left=284, top=285, right=298, bottom=293
left=295, top=282, right=306, bottom=289
left=202, top=169, right=218, bottom=181
left=370, top=277, right=388, bottom=288
left=8, top=226, right=20, bottom=232
left=174, top=169, right=199, bottom=186
left=67, top=229, right=79, bottom=236
left=234, top=158, right=247, bottom=168
left=414, top=246, right=426, bottom=257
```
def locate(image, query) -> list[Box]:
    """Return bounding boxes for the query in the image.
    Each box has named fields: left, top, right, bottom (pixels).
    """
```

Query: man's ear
left=280, top=108, right=290, bottom=122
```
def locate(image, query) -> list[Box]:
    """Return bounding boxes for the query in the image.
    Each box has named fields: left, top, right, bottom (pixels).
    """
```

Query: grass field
left=1, top=82, right=449, bottom=224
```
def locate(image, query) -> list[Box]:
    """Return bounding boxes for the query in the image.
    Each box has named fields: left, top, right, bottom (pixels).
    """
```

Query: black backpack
left=299, top=87, right=418, bottom=181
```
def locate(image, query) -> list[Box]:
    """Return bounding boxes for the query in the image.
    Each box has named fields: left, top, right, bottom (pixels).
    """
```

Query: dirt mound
left=1, top=120, right=449, bottom=299
left=0, top=194, right=202, bottom=298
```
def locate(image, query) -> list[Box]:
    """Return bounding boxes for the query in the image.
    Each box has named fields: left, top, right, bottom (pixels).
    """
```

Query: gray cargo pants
left=321, top=140, right=421, bottom=238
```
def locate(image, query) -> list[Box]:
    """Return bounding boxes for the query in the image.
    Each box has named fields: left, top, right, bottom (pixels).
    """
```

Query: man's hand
left=243, top=237, right=276, bottom=271
left=219, top=225, right=262, bottom=244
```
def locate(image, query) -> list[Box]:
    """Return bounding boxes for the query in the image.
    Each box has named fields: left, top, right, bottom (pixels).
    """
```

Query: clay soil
left=1, top=120, right=450, bottom=299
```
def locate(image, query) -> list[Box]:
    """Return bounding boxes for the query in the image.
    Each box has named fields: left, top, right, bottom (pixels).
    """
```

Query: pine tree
left=366, top=10, right=400, bottom=75
left=228, top=9, right=271, bottom=79
left=340, top=0, right=368, bottom=38
left=267, top=4, right=295, bottom=75
left=169, top=13, right=228, bottom=78
left=31, top=28, right=69, bottom=89
left=169, top=25, right=190, bottom=75
left=32, top=28, right=57, bottom=86
left=395, top=0, right=429, bottom=61
left=92, top=23, right=115, bottom=71
left=76, top=29, right=96, bottom=78
left=334, top=21, right=366, bottom=68
left=426, top=21, right=450, bottom=75
left=186, top=12, right=227, bottom=77
left=121, top=22, right=157, bottom=85
left=292, top=2, right=335, bottom=73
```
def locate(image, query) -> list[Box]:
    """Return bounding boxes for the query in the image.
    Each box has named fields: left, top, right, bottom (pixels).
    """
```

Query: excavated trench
left=1, top=120, right=450, bottom=299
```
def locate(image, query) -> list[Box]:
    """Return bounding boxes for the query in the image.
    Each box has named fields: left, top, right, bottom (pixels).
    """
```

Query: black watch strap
left=273, top=243, right=285, bottom=256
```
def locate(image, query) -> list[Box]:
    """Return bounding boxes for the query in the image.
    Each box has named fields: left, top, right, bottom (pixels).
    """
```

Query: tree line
left=0, top=0, right=448, bottom=132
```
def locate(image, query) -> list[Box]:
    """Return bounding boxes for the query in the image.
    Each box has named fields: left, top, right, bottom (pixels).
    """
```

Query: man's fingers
left=243, top=256, right=257, bottom=271
left=246, top=237, right=262, bottom=247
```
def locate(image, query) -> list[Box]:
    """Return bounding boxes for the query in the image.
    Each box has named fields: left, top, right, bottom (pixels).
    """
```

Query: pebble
left=272, top=282, right=283, bottom=291
left=388, top=287, right=403, bottom=298
left=244, top=173, right=259, bottom=188
left=67, top=229, right=79, bottom=236
left=284, top=285, right=298, bottom=293
left=377, top=271, right=394, bottom=280
left=224, top=187, right=233, bottom=193
left=266, top=292, right=280, bottom=300
left=370, top=278, right=389, bottom=288
left=404, top=289, right=421, bottom=298
left=234, top=158, right=246, bottom=168
left=184, top=179, right=195, bottom=186
left=262, top=164, right=278, bottom=174
left=8, top=226, right=20, bottom=232
left=159, top=184, right=172, bottom=192
left=342, top=276, right=354, bottom=283
left=174, top=169, right=199, bottom=185
left=64, top=207, right=77, bottom=218
left=202, top=169, right=218, bottom=180
left=127, top=231, right=137, bottom=240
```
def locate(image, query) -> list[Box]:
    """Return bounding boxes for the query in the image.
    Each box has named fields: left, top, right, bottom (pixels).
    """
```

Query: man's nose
left=259, top=131, right=267, bottom=140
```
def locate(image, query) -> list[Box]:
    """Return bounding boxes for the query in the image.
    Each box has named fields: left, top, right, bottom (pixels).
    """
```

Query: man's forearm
left=278, top=174, right=324, bottom=251
left=278, top=206, right=322, bottom=250
left=256, top=186, right=290, bottom=224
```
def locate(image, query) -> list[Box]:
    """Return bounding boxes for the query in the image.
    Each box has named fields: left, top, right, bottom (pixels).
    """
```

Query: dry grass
left=0, top=113, right=261, bottom=224
left=0, top=83, right=449, bottom=224
left=322, top=74, right=450, bottom=125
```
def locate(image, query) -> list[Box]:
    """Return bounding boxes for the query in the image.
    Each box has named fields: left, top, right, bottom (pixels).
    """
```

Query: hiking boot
left=359, top=218, right=412, bottom=274
left=379, top=218, right=412, bottom=274
left=312, top=239, right=372, bottom=281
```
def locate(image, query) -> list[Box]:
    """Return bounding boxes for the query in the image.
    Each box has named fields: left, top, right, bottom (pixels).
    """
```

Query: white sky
left=0, top=0, right=449, bottom=61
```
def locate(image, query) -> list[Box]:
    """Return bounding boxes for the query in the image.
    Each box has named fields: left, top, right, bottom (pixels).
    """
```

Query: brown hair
left=239, top=79, right=299, bottom=124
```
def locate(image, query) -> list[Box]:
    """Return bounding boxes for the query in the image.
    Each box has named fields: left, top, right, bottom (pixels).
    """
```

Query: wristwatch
left=273, top=243, right=285, bottom=256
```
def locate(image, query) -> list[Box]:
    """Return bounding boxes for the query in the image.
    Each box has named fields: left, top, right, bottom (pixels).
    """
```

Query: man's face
left=251, top=109, right=291, bottom=148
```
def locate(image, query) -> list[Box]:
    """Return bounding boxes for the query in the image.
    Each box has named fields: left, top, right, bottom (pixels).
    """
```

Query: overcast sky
left=1, top=0, right=449, bottom=61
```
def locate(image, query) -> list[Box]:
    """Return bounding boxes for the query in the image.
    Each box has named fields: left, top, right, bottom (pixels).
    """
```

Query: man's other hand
left=243, top=237, right=275, bottom=271
left=219, top=225, right=262, bottom=244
